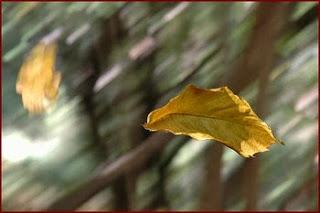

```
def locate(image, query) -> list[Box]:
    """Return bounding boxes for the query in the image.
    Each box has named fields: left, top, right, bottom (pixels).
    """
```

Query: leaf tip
left=276, top=138, right=285, bottom=146
left=142, top=123, right=148, bottom=129
left=185, top=84, right=198, bottom=91
left=142, top=123, right=155, bottom=132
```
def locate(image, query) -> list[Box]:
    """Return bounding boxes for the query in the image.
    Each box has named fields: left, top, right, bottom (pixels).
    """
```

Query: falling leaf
left=16, top=42, right=61, bottom=114
left=144, top=84, right=280, bottom=157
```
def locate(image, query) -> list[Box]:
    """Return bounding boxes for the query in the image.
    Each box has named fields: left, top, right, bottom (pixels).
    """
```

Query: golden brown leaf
left=16, top=42, right=61, bottom=114
left=144, top=85, right=280, bottom=157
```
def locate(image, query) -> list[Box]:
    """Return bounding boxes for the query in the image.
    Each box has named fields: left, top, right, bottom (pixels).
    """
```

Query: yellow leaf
left=16, top=42, right=61, bottom=114
left=143, top=84, right=280, bottom=157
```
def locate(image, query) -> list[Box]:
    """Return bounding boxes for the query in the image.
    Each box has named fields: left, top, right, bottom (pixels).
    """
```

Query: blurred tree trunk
left=200, top=2, right=293, bottom=211
left=225, top=3, right=293, bottom=95
left=236, top=3, right=292, bottom=210
left=200, top=143, right=224, bottom=210
left=222, top=3, right=316, bottom=209
left=279, top=174, right=317, bottom=210
left=199, top=4, right=232, bottom=211
left=124, top=51, right=159, bottom=210
left=85, top=11, right=132, bottom=211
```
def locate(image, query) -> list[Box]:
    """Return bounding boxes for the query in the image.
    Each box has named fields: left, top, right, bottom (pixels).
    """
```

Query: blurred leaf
left=144, top=84, right=279, bottom=157
left=16, top=42, right=61, bottom=114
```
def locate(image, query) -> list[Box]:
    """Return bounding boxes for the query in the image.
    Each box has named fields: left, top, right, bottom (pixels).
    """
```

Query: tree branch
left=46, top=133, right=173, bottom=211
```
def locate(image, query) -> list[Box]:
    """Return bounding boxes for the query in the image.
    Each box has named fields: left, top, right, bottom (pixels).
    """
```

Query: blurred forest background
left=2, top=2, right=318, bottom=211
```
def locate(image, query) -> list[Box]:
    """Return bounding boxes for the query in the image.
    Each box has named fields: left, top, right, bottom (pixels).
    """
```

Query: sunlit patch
left=2, top=131, right=60, bottom=163
left=170, top=139, right=210, bottom=169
